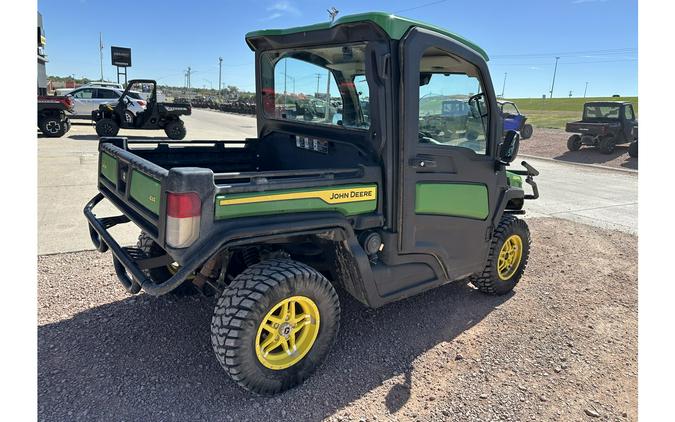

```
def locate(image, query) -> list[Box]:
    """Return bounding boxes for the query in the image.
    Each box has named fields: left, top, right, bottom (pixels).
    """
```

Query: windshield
left=584, top=105, right=621, bottom=120
left=261, top=44, right=371, bottom=130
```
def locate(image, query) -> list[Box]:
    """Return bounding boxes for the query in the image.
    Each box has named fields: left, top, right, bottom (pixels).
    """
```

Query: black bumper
left=83, top=193, right=195, bottom=296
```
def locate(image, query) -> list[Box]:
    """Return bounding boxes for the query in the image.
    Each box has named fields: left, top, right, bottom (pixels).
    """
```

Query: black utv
left=565, top=101, right=637, bottom=154
left=92, top=79, right=191, bottom=139
left=84, top=12, right=539, bottom=395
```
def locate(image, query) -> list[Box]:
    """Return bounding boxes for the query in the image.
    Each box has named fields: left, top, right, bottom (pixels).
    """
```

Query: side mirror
left=468, top=93, right=488, bottom=119
left=499, top=130, right=520, bottom=164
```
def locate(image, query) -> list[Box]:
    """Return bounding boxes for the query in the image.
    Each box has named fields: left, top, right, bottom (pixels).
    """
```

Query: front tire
left=521, top=123, right=533, bottom=139
left=95, top=118, right=119, bottom=137
left=470, top=215, right=531, bottom=295
left=211, top=259, right=340, bottom=395
left=567, top=134, right=582, bottom=151
left=164, top=120, right=186, bottom=140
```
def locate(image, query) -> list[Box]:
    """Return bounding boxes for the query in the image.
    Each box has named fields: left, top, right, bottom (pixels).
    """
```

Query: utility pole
left=569, top=90, right=573, bottom=98
left=315, top=73, right=322, bottom=97
left=186, top=66, right=192, bottom=89
left=218, top=57, right=223, bottom=94
left=501, top=72, right=507, bottom=98
left=583, top=81, right=589, bottom=98
left=99, top=33, right=104, bottom=81
left=549, top=56, right=560, bottom=99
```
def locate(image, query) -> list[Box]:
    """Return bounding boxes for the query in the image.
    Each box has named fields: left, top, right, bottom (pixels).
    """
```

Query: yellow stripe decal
left=219, top=186, right=377, bottom=206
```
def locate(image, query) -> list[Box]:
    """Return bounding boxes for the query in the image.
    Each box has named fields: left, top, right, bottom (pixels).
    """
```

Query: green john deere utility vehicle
left=84, top=12, right=539, bottom=395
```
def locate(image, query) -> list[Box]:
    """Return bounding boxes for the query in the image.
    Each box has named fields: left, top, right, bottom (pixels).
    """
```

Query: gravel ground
left=38, top=218, right=637, bottom=421
left=519, top=128, right=637, bottom=171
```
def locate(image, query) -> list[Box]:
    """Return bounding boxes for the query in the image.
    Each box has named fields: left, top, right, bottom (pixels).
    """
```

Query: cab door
left=398, top=29, right=502, bottom=281
left=622, top=104, right=637, bottom=140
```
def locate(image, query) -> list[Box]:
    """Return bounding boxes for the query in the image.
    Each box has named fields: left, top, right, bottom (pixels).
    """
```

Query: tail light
left=137, top=100, right=147, bottom=107
left=166, top=192, right=201, bottom=248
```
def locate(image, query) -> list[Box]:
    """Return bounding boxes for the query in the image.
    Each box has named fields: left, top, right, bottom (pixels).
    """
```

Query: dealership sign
left=111, top=46, right=132, bottom=67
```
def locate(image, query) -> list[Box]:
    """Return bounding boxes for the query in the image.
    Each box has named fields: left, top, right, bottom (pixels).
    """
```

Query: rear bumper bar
left=83, top=193, right=194, bottom=296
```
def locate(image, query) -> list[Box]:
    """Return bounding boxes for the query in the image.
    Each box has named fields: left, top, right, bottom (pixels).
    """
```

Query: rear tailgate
left=97, top=139, right=169, bottom=240
left=565, top=121, right=607, bottom=135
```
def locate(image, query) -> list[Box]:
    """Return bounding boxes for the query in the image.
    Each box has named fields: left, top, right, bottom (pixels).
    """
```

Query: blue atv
left=498, top=101, right=533, bottom=139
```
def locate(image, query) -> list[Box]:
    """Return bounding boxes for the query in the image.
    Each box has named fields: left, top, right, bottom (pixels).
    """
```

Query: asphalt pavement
left=37, top=109, right=637, bottom=255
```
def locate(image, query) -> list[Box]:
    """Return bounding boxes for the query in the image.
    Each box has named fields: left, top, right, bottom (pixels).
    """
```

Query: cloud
left=572, top=0, right=610, bottom=4
left=260, top=1, right=301, bottom=21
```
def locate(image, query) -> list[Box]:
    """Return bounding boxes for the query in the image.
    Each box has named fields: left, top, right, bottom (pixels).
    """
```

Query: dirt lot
left=519, top=128, right=637, bottom=171
left=38, top=218, right=637, bottom=421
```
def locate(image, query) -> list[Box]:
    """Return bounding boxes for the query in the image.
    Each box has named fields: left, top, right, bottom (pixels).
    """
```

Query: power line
left=394, top=0, right=450, bottom=13
left=490, top=58, right=637, bottom=66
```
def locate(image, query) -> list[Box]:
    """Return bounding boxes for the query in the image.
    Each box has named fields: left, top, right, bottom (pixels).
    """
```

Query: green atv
left=84, top=12, right=539, bottom=395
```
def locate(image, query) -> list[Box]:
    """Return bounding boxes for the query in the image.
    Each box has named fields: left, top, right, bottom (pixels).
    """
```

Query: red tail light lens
left=166, top=192, right=201, bottom=248
left=167, top=192, right=201, bottom=218
left=137, top=100, right=147, bottom=107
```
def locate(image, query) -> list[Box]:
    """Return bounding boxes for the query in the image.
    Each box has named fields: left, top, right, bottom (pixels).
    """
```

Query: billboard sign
left=111, top=46, right=132, bottom=67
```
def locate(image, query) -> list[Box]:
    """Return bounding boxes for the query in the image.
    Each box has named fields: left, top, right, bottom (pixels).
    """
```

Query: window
left=261, top=44, right=371, bottom=129
left=95, top=89, right=120, bottom=99
left=584, top=105, right=621, bottom=120
left=71, top=88, right=94, bottom=99
left=625, top=105, right=635, bottom=120
left=501, top=102, right=519, bottom=116
left=418, top=47, right=488, bottom=154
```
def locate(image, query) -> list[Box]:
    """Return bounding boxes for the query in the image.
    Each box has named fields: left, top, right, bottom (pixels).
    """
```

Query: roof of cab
left=245, top=11, right=489, bottom=61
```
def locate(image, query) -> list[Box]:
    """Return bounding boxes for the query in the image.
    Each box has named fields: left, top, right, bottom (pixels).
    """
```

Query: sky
left=38, top=0, right=637, bottom=98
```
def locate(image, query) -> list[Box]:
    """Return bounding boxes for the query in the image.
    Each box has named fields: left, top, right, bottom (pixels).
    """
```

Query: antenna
left=327, top=7, right=339, bottom=23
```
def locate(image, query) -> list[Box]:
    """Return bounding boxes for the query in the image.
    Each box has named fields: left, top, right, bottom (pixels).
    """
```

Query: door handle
left=410, top=158, right=437, bottom=169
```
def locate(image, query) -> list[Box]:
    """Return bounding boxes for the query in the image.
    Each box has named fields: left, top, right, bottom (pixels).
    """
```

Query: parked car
left=66, top=86, right=146, bottom=119
left=565, top=101, right=637, bottom=154
left=498, top=101, right=533, bottom=139
left=54, top=81, right=125, bottom=97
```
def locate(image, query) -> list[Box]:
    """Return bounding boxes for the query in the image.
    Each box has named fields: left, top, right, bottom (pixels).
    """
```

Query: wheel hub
left=255, top=296, right=320, bottom=370
left=46, top=121, right=60, bottom=133
left=497, top=234, right=523, bottom=280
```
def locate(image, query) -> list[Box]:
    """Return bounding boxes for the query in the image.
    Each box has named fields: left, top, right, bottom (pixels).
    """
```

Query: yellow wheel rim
left=497, top=234, right=523, bottom=280
left=255, top=296, right=320, bottom=370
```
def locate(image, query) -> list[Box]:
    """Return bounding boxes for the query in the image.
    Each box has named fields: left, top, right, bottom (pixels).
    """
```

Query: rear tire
left=567, top=134, right=582, bottom=151
left=95, top=118, right=119, bottom=137
left=470, top=215, right=531, bottom=295
left=628, top=141, right=638, bottom=158
left=39, top=117, right=67, bottom=137
left=164, top=120, right=186, bottom=140
left=136, top=232, right=196, bottom=296
left=521, top=124, right=533, bottom=139
left=598, top=135, right=616, bottom=154
left=211, top=259, right=340, bottom=395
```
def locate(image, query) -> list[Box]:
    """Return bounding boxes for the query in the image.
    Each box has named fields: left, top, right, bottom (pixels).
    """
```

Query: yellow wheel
left=255, top=296, right=320, bottom=370
left=497, top=234, right=523, bottom=280
left=211, top=259, right=340, bottom=394
left=471, top=215, right=530, bottom=295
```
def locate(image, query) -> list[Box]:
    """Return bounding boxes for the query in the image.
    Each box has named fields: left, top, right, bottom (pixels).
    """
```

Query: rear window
left=584, top=105, right=621, bottom=120
left=261, top=43, right=371, bottom=130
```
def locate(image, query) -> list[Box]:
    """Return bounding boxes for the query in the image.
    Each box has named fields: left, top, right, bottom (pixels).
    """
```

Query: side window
left=97, top=89, right=119, bottom=99
left=501, top=103, right=518, bottom=116
left=625, top=105, right=635, bottom=120
left=418, top=47, right=488, bottom=155
left=72, top=88, right=94, bottom=99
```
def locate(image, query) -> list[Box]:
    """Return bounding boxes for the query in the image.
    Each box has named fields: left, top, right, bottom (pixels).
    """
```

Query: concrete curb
left=519, top=154, right=638, bottom=175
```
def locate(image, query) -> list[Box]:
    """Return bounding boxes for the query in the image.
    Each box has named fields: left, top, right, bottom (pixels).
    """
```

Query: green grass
left=505, top=96, right=638, bottom=129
